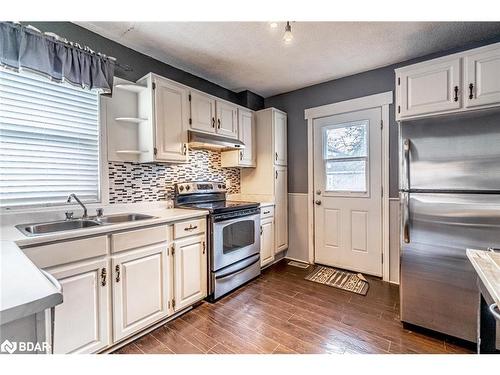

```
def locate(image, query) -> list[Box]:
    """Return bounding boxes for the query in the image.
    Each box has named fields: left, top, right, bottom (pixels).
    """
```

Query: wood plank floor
left=114, top=260, right=474, bottom=354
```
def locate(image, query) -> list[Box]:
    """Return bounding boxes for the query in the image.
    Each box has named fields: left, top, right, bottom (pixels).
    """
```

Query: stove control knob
left=186, top=185, right=191, bottom=191
left=222, top=184, right=226, bottom=189
left=218, top=184, right=222, bottom=189
left=179, top=185, right=184, bottom=192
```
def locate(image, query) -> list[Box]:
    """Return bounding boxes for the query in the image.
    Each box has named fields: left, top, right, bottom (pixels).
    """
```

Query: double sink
left=16, top=213, right=156, bottom=237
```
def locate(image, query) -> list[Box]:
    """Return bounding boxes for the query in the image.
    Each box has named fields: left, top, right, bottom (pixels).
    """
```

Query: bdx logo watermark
left=0, top=339, right=50, bottom=354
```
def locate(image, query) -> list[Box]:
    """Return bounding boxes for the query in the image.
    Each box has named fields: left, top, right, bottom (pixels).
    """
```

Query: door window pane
left=326, top=159, right=367, bottom=192
left=325, top=121, right=367, bottom=158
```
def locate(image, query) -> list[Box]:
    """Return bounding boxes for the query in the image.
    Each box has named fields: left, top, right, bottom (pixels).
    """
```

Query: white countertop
left=467, top=249, right=500, bottom=306
left=1, top=207, right=208, bottom=248
left=0, top=241, right=63, bottom=325
left=227, top=193, right=275, bottom=208
left=0, top=204, right=208, bottom=324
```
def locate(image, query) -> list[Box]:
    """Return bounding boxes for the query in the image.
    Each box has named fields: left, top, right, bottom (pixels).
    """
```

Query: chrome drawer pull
left=184, top=224, right=198, bottom=231
left=263, top=210, right=270, bottom=215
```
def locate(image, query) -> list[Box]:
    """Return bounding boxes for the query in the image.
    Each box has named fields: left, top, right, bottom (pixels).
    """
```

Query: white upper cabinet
left=190, top=91, right=216, bottom=133
left=216, top=100, right=239, bottom=139
left=395, top=42, right=500, bottom=121
left=396, top=57, right=461, bottom=120
left=221, top=108, right=256, bottom=168
left=273, top=110, right=287, bottom=166
left=465, top=44, right=500, bottom=108
left=153, top=76, right=189, bottom=162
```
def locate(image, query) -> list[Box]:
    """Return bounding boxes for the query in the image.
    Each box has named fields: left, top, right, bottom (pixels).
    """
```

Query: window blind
left=0, top=69, right=100, bottom=208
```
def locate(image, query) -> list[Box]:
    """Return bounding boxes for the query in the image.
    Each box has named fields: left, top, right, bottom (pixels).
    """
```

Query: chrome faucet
left=66, top=193, right=88, bottom=219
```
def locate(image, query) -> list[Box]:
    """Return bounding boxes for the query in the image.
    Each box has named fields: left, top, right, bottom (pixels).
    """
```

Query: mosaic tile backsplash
left=108, top=149, right=240, bottom=204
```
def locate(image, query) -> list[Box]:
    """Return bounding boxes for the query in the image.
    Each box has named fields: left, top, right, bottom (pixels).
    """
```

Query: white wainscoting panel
left=287, top=193, right=309, bottom=262
left=389, top=198, right=400, bottom=284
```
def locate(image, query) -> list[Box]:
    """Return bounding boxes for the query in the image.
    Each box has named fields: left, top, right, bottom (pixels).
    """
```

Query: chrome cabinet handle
left=183, top=143, right=187, bottom=155
left=240, top=151, right=243, bottom=160
left=184, top=224, right=198, bottom=231
left=115, top=265, right=120, bottom=283
left=401, top=192, right=410, bottom=244
left=453, top=86, right=459, bottom=102
left=469, top=83, right=474, bottom=100
left=217, top=118, right=221, bottom=129
left=260, top=226, right=263, bottom=235
left=489, top=303, right=500, bottom=321
left=212, top=117, right=215, bottom=128
left=275, top=152, right=278, bottom=161
left=101, top=268, right=107, bottom=287
left=202, top=241, right=206, bottom=255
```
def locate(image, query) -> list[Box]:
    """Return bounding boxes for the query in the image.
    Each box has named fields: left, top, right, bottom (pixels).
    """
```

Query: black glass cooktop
left=177, top=200, right=259, bottom=214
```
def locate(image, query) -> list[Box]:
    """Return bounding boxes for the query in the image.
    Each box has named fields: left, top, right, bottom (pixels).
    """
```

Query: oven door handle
left=215, top=256, right=260, bottom=279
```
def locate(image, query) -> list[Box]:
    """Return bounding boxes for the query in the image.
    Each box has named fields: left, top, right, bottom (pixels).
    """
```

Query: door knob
left=315, top=200, right=322, bottom=205
left=316, top=190, right=322, bottom=195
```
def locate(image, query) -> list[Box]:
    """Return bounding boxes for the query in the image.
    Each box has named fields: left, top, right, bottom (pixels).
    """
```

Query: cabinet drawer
left=111, top=225, right=170, bottom=253
left=23, top=236, right=108, bottom=269
left=260, top=206, right=274, bottom=219
left=173, top=218, right=205, bottom=239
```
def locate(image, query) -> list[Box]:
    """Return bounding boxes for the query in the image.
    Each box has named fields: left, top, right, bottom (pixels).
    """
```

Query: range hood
left=188, top=130, right=245, bottom=151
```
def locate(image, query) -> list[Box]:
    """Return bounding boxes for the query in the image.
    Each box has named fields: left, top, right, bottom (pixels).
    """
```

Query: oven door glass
left=223, top=220, right=255, bottom=254
left=212, top=213, right=260, bottom=271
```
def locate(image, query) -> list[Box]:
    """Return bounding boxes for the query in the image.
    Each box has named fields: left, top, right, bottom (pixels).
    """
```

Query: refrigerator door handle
left=401, top=191, right=410, bottom=244
left=402, top=138, right=410, bottom=191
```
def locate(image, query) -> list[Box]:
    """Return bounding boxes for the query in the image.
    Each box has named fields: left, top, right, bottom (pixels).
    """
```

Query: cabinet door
left=273, top=111, right=287, bottom=166
left=112, top=243, right=169, bottom=342
left=47, top=258, right=109, bottom=354
left=190, top=91, right=216, bottom=133
left=216, top=101, right=239, bottom=139
left=173, top=235, right=207, bottom=311
left=398, top=58, right=461, bottom=119
left=274, top=166, right=288, bottom=253
left=239, top=108, right=256, bottom=166
left=260, top=218, right=275, bottom=267
left=153, top=77, right=189, bottom=162
left=465, top=45, right=500, bottom=108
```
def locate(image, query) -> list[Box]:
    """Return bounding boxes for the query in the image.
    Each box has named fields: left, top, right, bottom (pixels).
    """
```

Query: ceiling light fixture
left=269, top=22, right=278, bottom=29
left=283, top=21, right=293, bottom=44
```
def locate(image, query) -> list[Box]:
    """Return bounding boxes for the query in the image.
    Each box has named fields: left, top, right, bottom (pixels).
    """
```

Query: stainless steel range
left=174, top=181, right=261, bottom=301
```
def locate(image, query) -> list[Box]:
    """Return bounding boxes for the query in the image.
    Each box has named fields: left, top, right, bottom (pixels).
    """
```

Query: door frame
left=304, top=91, right=393, bottom=281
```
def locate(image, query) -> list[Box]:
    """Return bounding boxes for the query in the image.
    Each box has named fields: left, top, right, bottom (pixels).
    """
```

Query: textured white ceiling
left=76, top=22, right=500, bottom=97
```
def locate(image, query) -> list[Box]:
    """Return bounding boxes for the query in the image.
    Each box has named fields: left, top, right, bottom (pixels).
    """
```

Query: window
left=323, top=120, right=368, bottom=193
left=0, top=69, right=101, bottom=208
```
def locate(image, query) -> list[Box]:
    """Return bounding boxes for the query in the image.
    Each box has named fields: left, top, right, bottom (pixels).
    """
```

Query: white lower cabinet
left=111, top=243, right=170, bottom=342
left=274, top=166, right=288, bottom=253
left=48, top=258, right=110, bottom=354
left=173, top=235, right=207, bottom=311
left=260, top=217, right=275, bottom=267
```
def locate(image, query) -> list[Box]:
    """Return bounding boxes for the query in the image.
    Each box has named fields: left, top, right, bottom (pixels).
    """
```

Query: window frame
left=321, top=120, right=371, bottom=198
left=0, top=68, right=109, bottom=212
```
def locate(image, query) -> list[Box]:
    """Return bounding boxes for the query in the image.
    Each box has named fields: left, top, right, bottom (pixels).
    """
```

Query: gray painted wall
left=265, top=34, right=500, bottom=197
left=27, top=22, right=264, bottom=111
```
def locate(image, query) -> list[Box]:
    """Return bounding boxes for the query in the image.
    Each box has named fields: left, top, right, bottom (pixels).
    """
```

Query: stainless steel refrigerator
left=399, top=110, right=500, bottom=343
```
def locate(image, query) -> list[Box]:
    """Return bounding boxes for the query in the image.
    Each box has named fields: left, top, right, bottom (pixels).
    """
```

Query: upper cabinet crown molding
left=395, top=42, right=500, bottom=121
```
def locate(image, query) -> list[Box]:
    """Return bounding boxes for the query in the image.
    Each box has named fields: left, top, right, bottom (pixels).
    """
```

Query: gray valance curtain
left=0, top=22, right=115, bottom=95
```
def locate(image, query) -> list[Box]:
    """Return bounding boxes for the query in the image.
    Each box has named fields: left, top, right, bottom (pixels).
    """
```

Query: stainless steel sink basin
left=16, top=213, right=157, bottom=236
left=96, top=213, right=155, bottom=224
left=16, top=219, right=102, bottom=236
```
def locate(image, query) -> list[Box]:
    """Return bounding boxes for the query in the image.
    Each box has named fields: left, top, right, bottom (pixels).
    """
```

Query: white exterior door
left=112, top=244, right=169, bottom=342
left=465, top=45, right=500, bottom=108
left=313, top=107, right=383, bottom=276
left=273, top=111, right=287, bottom=166
left=238, top=108, right=256, bottom=166
left=260, top=217, right=275, bottom=267
left=48, top=258, right=109, bottom=354
left=274, top=166, right=288, bottom=253
left=154, top=77, right=189, bottom=162
left=173, top=235, right=207, bottom=311
left=216, top=101, right=238, bottom=139
left=190, top=91, right=216, bottom=133
left=398, top=57, right=461, bottom=119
